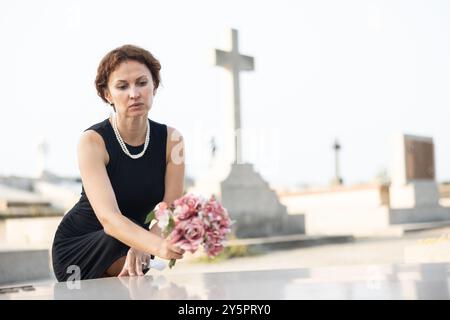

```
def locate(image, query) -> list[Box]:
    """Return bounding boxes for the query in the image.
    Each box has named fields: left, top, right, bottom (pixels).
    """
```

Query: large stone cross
left=215, top=29, right=254, bottom=164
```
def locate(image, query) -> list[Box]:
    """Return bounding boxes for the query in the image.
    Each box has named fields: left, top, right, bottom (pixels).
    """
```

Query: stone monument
left=221, top=163, right=304, bottom=238
left=214, top=28, right=304, bottom=238
left=389, top=133, right=450, bottom=223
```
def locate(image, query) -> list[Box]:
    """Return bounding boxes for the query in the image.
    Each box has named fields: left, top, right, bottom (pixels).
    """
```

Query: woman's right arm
left=77, top=131, right=183, bottom=260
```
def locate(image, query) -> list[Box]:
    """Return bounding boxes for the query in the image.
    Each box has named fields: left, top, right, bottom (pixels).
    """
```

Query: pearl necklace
left=111, top=113, right=150, bottom=159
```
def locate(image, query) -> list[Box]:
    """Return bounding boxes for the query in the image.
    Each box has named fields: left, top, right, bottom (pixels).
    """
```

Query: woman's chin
left=127, top=109, right=148, bottom=117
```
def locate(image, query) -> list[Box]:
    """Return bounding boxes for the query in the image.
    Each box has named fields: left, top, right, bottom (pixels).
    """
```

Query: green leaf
left=167, top=215, right=175, bottom=234
left=169, top=259, right=176, bottom=269
left=144, top=210, right=155, bottom=225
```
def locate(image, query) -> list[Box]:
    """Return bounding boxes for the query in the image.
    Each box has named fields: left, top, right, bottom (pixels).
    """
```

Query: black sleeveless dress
left=51, top=117, right=167, bottom=282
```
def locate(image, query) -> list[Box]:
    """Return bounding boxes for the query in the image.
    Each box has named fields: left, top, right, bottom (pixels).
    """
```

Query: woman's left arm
left=149, top=126, right=185, bottom=236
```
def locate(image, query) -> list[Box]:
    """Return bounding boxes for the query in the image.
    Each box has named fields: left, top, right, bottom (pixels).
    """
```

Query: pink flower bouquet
left=145, top=193, right=233, bottom=268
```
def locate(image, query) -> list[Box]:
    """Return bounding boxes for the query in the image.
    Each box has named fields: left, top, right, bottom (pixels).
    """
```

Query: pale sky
left=1, top=0, right=450, bottom=188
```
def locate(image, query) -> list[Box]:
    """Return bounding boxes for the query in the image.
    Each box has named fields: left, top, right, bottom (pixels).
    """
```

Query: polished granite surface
left=1, top=263, right=450, bottom=299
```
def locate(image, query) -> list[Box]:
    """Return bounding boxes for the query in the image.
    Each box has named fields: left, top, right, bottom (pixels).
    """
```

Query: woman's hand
left=118, top=247, right=151, bottom=277
left=150, top=222, right=185, bottom=260
left=156, top=238, right=185, bottom=261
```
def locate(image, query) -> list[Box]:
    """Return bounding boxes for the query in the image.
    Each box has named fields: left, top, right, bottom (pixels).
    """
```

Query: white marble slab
left=1, top=263, right=450, bottom=300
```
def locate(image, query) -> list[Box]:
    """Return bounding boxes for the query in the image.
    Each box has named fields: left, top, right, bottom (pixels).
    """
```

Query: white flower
left=157, top=214, right=169, bottom=229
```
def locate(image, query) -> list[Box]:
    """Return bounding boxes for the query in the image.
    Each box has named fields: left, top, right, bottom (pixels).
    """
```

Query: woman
left=52, top=44, right=185, bottom=282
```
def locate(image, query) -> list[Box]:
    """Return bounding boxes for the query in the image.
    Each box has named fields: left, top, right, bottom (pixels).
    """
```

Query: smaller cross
left=333, top=139, right=343, bottom=185
left=37, top=138, right=49, bottom=178
left=209, top=136, right=217, bottom=159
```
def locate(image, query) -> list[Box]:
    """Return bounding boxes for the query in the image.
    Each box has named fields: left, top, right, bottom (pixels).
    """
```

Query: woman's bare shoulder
left=78, top=130, right=109, bottom=165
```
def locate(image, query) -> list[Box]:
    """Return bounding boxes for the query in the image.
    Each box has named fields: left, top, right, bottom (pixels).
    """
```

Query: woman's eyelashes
left=116, top=81, right=148, bottom=90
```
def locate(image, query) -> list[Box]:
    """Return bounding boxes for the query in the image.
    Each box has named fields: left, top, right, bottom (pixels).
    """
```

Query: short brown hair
left=95, top=44, right=161, bottom=104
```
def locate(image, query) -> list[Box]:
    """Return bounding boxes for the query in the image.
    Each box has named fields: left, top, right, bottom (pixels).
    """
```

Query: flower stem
left=169, top=259, right=176, bottom=269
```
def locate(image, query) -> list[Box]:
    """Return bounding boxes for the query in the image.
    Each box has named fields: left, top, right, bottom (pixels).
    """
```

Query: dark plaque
left=405, top=137, right=435, bottom=180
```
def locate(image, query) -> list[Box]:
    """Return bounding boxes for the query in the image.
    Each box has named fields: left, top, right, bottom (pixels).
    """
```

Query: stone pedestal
left=390, top=181, right=440, bottom=209
left=220, top=163, right=304, bottom=238
left=388, top=134, right=450, bottom=224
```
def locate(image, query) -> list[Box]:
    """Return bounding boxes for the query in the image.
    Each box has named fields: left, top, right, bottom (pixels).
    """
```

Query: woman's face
left=105, top=60, right=155, bottom=118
